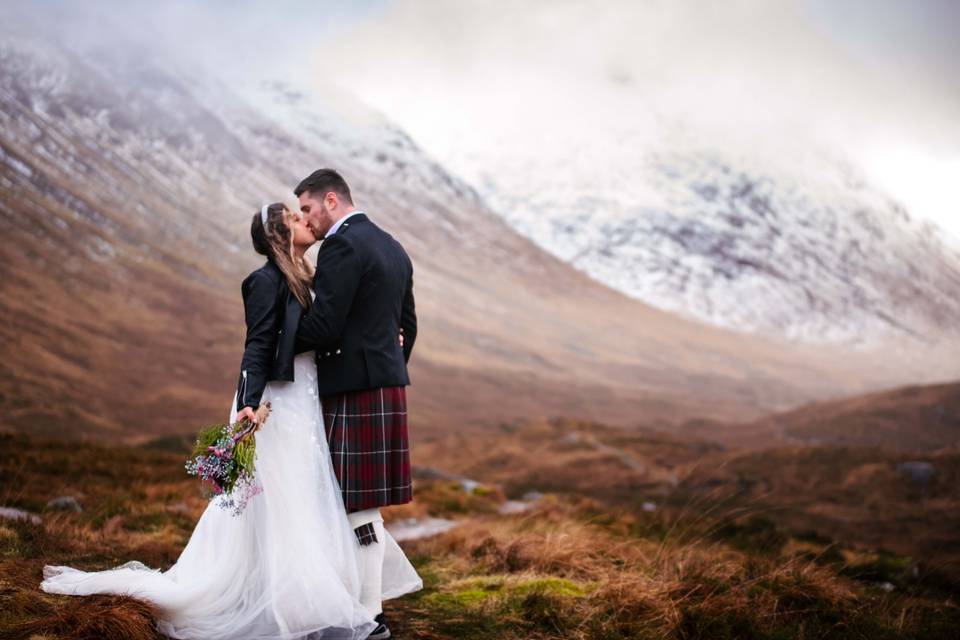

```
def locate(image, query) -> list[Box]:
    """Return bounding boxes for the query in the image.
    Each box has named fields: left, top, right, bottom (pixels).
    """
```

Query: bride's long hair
left=250, top=203, right=314, bottom=308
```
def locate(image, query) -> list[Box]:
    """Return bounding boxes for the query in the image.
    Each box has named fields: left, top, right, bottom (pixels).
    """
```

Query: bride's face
left=286, top=208, right=317, bottom=249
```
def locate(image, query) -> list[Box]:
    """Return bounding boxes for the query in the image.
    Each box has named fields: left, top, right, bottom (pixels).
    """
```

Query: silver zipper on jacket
left=240, top=369, right=249, bottom=406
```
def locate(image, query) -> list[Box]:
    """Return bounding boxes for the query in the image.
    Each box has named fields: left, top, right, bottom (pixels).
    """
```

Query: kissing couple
left=41, top=168, right=423, bottom=640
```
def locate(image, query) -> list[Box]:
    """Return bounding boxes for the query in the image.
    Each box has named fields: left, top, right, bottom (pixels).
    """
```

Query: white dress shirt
left=325, top=210, right=366, bottom=239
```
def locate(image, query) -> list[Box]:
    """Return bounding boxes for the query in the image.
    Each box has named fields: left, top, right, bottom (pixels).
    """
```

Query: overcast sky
left=10, top=0, right=959, bottom=239
left=306, top=0, right=960, bottom=239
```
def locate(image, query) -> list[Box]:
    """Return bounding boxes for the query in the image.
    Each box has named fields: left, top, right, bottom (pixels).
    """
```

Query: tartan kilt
left=321, top=386, right=412, bottom=512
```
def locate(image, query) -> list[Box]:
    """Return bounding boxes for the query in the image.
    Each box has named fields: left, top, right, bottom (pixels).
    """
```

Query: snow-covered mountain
left=461, top=139, right=960, bottom=346
left=2, top=3, right=959, bottom=439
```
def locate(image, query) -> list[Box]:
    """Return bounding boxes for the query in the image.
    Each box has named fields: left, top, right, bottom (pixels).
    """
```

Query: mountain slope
left=1, top=7, right=958, bottom=441
left=460, top=139, right=960, bottom=346
left=684, top=380, right=960, bottom=451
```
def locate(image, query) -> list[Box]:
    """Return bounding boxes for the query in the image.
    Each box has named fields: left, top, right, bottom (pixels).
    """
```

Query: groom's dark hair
left=294, top=168, right=353, bottom=204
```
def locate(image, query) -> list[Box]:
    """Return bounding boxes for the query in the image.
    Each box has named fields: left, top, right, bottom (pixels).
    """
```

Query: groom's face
left=299, top=191, right=336, bottom=239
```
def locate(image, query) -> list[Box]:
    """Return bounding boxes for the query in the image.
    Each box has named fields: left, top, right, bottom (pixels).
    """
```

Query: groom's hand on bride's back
left=237, top=406, right=258, bottom=424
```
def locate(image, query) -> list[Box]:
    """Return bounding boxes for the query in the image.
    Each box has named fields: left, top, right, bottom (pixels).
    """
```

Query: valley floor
left=1, top=431, right=958, bottom=639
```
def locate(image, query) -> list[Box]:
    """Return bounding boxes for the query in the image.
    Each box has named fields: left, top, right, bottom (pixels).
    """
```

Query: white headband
left=260, top=204, right=270, bottom=227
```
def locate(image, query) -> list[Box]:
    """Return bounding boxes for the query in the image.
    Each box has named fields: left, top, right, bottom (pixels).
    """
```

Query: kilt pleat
left=321, top=386, right=413, bottom=511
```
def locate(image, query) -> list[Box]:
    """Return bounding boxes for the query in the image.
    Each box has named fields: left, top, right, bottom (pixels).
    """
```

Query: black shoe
left=367, top=620, right=391, bottom=640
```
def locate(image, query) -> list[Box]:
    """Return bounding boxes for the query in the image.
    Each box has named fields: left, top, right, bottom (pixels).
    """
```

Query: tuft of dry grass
left=5, top=595, right=161, bottom=640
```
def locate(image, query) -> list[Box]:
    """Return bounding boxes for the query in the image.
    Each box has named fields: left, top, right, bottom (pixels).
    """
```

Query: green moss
left=512, top=576, right=589, bottom=597
left=424, top=588, right=493, bottom=608
left=422, top=574, right=589, bottom=612
left=422, top=575, right=505, bottom=608
left=406, top=555, right=446, bottom=590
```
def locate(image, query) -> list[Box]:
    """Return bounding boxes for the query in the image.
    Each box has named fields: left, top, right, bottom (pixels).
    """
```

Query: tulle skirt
left=41, top=351, right=422, bottom=639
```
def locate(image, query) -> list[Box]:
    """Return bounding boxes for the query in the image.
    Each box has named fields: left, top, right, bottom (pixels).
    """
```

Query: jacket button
left=325, top=352, right=331, bottom=357
left=335, top=349, right=341, bottom=355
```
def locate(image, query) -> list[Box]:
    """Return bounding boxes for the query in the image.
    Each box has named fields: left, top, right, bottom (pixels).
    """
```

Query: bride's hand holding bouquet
left=184, top=402, right=272, bottom=515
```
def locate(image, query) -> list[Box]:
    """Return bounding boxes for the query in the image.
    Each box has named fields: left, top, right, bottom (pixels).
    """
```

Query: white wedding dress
left=41, top=350, right=423, bottom=639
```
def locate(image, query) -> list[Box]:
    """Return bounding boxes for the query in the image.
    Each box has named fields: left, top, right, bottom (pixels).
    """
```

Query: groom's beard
left=307, top=220, right=327, bottom=240
left=308, top=215, right=334, bottom=240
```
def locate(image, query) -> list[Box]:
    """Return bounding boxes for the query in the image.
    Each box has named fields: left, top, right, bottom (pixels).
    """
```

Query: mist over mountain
left=306, top=0, right=960, bottom=347
left=1, top=2, right=958, bottom=441
left=468, top=140, right=960, bottom=345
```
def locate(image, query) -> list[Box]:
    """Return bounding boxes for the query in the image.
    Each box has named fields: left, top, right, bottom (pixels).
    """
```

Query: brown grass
left=3, top=431, right=960, bottom=640
left=4, top=595, right=161, bottom=640
left=390, top=497, right=960, bottom=639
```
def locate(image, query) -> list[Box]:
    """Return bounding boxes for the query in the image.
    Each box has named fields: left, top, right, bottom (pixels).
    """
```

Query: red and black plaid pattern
left=322, top=386, right=413, bottom=514
left=354, top=522, right=378, bottom=546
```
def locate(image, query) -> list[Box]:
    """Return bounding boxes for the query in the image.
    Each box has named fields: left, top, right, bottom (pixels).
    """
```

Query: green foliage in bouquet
left=190, top=423, right=230, bottom=459
left=233, top=434, right=256, bottom=474
left=185, top=403, right=271, bottom=514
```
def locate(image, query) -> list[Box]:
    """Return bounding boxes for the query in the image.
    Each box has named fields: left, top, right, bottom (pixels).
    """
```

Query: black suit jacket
left=296, top=213, right=417, bottom=395
left=235, top=260, right=304, bottom=411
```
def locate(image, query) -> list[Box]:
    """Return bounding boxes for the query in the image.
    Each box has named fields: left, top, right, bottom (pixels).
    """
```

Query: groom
left=294, top=168, right=416, bottom=636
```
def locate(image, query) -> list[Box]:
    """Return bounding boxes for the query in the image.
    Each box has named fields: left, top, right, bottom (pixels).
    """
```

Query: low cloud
left=313, top=0, right=960, bottom=235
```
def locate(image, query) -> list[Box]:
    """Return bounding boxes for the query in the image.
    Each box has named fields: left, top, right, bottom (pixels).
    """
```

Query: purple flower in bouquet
left=185, top=403, right=271, bottom=515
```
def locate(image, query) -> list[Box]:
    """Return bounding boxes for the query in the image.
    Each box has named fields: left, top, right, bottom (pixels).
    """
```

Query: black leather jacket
left=235, top=260, right=304, bottom=411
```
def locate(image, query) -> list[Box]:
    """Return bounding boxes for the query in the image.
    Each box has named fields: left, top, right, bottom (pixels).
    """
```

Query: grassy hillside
left=412, top=416, right=960, bottom=580
left=715, top=382, right=960, bottom=451
left=2, top=431, right=957, bottom=639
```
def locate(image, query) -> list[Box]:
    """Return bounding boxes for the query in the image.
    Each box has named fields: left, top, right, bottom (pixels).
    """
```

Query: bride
left=41, top=203, right=422, bottom=639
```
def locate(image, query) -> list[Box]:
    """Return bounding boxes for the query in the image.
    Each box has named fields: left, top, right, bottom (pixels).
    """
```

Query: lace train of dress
left=40, top=351, right=423, bottom=639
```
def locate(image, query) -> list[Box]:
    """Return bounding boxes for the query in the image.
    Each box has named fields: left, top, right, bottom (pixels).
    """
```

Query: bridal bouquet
left=184, top=403, right=271, bottom=516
